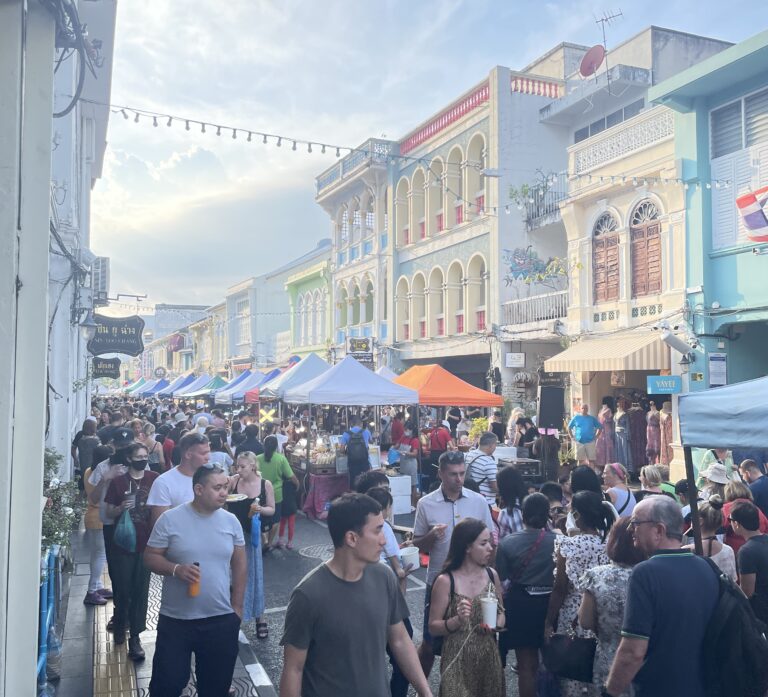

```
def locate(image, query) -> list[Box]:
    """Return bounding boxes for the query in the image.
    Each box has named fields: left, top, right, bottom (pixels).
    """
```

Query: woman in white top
left=684, top=494, right=737, bottom=581
left=602, top=462, right=636, bottom=518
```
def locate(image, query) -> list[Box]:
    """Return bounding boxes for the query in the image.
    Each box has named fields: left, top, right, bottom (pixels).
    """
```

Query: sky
left=90, top=0, right=760, bottom=308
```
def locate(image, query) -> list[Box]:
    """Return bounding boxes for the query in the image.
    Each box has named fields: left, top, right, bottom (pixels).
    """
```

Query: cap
left=112, top=428, right=135, bottom=450
left=674, top=479, right=689, bottom=495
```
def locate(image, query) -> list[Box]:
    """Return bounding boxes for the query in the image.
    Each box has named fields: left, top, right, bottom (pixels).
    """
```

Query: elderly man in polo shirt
left=412, top=450, right=495, bottom=677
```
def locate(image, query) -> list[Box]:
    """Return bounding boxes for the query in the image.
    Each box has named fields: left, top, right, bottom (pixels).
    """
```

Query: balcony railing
left=569, top=106, right=674, bottom=175
left=316, top=138, right=393, bottom=194
left=525, top=174, right=568, bottom=230
left=502, top=290, right=567, bottom=327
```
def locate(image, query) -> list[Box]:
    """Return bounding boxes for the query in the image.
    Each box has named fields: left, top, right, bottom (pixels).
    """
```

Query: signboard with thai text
left=87, top=314, right=146, bottom=357
left=92, top=357, right=122, bottom=379
left=348, top=337, right=374, bottom=368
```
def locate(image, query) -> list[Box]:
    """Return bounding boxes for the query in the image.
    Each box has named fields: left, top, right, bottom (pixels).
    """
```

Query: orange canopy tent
left=393, top=364, right=503, bottom=407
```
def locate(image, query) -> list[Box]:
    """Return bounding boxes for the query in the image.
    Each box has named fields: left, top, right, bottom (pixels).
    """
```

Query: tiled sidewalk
left=55, top=531, right=276, bottom=697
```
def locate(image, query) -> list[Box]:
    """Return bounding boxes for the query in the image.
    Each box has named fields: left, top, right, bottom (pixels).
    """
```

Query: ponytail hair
left=263, top=435, right=278, bottom=462
left=572, top=490, right=614, bottom=541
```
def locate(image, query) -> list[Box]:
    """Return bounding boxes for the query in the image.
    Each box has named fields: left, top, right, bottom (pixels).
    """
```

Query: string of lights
left=82, top=96, right=733, bottom=219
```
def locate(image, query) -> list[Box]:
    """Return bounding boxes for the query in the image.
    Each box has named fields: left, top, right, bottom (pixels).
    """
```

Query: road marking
left=245, top=662, right=273, bottom=686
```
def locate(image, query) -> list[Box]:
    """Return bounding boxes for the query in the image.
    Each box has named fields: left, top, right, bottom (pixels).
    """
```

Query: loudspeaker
left=538, top=386, right=565, bottom=430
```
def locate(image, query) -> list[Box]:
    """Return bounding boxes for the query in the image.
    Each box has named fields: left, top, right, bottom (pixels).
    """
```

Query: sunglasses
left=442, top=451, right=465, bottom=464
left=201, top=463, right=225, bottom=472
left=628, top=519, right=658, bottom=529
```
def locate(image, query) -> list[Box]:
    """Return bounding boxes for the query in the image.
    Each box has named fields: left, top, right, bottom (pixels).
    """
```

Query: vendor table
left=302, top=472, right=350, bottom=520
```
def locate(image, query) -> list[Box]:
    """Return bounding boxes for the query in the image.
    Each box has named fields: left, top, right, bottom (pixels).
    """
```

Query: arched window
left=630, top=201, right=661, bottom=298
left=297, top=295, right=305, bottom=345
left=593, top=212, right=619, bottom=304
left=467, top=255, right=487, bottom=331
left=396, top=277, right=410, bottom=341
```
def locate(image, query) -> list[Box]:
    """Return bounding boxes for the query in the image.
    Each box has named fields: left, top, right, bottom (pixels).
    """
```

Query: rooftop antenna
left=595, top=9, right=623, bottom=95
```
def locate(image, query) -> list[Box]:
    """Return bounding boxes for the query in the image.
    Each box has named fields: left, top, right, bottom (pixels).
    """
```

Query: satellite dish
left=580, top=44, right=606, bottom=78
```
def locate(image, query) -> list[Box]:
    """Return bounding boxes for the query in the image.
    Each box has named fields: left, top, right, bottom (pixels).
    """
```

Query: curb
left=238, top=630, right=278, bottom=697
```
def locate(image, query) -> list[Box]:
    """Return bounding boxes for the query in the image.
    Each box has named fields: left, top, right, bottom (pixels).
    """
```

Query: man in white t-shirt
left=465, top=432, right=499, bottom=505
left=148, top=432, right=210, bottom=526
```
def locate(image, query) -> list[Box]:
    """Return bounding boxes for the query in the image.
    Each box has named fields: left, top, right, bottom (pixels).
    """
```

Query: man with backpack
left=603, top=496, right=719, bottom=697
left=341, top=415, right=371, bottom=488
left=465, top=432, right=499, bottom=506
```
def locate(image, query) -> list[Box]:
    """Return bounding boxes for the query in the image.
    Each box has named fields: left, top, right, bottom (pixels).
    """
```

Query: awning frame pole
left=684, top=445, right=704, bottom=556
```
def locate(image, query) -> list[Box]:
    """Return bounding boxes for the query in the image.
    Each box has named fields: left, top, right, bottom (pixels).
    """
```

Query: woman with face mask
left=396, top=420, right=421, bottom=507
left=104, top=443, right=158, bottom=662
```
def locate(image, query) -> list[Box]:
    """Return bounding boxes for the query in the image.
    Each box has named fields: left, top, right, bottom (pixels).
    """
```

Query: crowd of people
left=75, top=396, right=768, bottom=697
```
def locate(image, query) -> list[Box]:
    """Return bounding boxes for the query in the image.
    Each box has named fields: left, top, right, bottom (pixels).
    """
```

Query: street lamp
left=79, top=309, right=98, bottom=341
left=679, top=354, right=692, bottom=375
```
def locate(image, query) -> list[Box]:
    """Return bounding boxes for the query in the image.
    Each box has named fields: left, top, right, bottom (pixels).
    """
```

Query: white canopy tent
left=173, top=373, right=210, bottom=397
left=679, top=376, right=768, bottom=449
left=282, top=355, right=418, bottom=406
left=259, top=353, right=330, bottom=401
left=214, top=370, right=265, bottom=404
left=375, top=365, right=398, bottom=380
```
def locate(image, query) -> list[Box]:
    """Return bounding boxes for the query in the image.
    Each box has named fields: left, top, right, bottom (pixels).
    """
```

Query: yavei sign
left=646, top=375, right=683, bottom=394
left=92, top=357, right=121, bottom=379
left=87, top=314, right=146, bottom=357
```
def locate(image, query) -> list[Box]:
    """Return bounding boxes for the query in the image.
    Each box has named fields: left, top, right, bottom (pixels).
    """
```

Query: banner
left=92, top=357, right=122, bottom=379
left=87, top=314, right=146, bottom=357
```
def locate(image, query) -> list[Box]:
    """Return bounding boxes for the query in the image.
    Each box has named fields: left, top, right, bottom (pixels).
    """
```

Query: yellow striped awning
left=544, top=332, right=670, bottom=373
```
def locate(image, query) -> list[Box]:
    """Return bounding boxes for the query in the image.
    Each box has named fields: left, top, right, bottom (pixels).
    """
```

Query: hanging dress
left=627, top=406, right=648, bottom=472
left=614, top=410, right=633, bottom=474
left=596, top=406, right=616, bottom=467
left=660, top=410, right=673, bottom=466
left=645, top=410, right=661, bottom=465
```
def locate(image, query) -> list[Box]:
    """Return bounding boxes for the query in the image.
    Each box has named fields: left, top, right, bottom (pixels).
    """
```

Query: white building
left=47, top=0, right=117, bottom=474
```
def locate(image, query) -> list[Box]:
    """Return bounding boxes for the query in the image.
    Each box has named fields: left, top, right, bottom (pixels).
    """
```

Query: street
left=246, top=513, right=520, bottom=696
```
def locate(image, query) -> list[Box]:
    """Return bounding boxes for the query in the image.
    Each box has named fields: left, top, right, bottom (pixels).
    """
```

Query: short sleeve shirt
left=381, top=520, right=401, bottom=562
left=414, top=487, right=495, bottom=584
left=567, top=414, right=601, bottom=443
left=465, top=450, right=498, bottom=504
left=281, top=562, right=407, bottom=697
left=88, top=459, right=120, bottom=525
left=341, top=427, right=371, bottom=447
left=258, top=453, right=293, bottom=504
left=146, top=466, right=194, bottom=509
left=749, top=477, right=768, bottom=519
left=105, top=471, right=159, bottom=553
left=147, top=503, right=244, bottom=620
left=622, top=549, right=718, bottom=697
left=738, top=534, right=768, bottom=597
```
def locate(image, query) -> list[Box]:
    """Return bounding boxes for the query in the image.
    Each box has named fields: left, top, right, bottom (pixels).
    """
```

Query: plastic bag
left=114, top=509, right=136, bottom=553
left=250, top=513, right=261, bottom=548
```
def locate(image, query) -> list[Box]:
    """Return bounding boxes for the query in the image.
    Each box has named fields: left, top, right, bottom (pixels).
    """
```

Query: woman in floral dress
left=545, top=491, right=612, bottom=697
left=579, top=518, right=645, bottom=697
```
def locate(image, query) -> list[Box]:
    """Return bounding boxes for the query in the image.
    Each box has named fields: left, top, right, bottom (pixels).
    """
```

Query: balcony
left=316, top=138, right=394, bottom=196
left=569, top=106, right=675, bottom=176
left=524, top=172, right=568, bottom=231
left=502, top=290, right=567, bottom=329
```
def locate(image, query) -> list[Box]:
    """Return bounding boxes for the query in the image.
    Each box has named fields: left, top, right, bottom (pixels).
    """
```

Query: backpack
left=464, top=454, right=490, bottom=490
left=346, top=430, right=369, bottom=466
left=702, top=557, right=768, bottom=697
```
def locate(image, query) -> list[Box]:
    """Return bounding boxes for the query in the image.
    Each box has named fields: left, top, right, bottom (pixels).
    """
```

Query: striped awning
left=544, top=332, right=670, bottom=373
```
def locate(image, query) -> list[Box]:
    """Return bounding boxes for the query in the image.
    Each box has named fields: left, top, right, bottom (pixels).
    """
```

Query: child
left=276, top=477, right=298, bottom=550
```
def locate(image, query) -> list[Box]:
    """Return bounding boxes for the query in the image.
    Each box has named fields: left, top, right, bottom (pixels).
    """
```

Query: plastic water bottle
left=251, top=513, right=261, bottom=548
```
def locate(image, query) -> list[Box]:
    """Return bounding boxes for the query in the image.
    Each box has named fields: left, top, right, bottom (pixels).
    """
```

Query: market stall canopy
left=258, top=353, right=330, bottom=402
left=242, top=368, right=282, bottom=404
left=216, top=371, right=263, bottom=404
left=375, top=365, right=398, bottom=380
left=543, top=332, right=670, bottom=373
left=183, top=375, right=229, bottom=399
left=142, top=378, right=169, bottom=396
left=283, top=355, right=418, bottom=405
left=158, top=373, right=194, bottom=397
left=394, top=364, right=503, bottom=406
left=173, top=373, right=211, bottom=397
left=135, top=378, right=158, bottom=395
left=123, top=377, right=146, bottom=393
left=679, top=376, right=768, bottom=449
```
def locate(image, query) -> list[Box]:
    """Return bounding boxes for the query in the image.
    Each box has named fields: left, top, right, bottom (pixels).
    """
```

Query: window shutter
left=646, top=223, right=662, bottom=294
left=593, top=238, right=607, bottom=303
left=711, top=101, right=743, bottom=159
left=711, top=156, right=736, bottom=249
left=736, top=150, right=756, bottom=246
left=605, top=237, right=619, bottom=302
left=594, top=236, right=619, bottom=303
left=631, top=227, right=648, bottom=297
left=746, top=88, right=768, bottom=148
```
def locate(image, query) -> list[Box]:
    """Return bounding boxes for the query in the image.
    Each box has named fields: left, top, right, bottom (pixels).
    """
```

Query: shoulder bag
left=542, top=617, right=596, bottom=683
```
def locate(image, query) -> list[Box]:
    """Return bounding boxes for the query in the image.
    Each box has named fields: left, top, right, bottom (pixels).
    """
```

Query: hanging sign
left=154, top=366, right=167, bottom=379
left=646, top=375, right=682, bottom=394
left=505, top=352, right=525, bottom=368
left=538, top=371, right=567, bottom=388
left=709, top=352, right=727, bottom=387
left=348, top=337, right=374, bottom=368
left=92, top=357, right=121, bottom=379
left=87, top=314, right=146, bottom=357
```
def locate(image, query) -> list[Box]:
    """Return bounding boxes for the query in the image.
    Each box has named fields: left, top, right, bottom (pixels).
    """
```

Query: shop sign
left=348, top=337, right=374, bottom=368
left=154, top=366, right=167, bottom=379
left=87, top=314, right=145, bottom=357
left=538, top=371, right=567, bottom=388
left=611, top=371, right=626, bottom=387
left=92, top=357, right=121, bottom=379
left=709, top=352, right=727, bottom=387
left=646, top=375, right=682, bottom=394
left=505, top=352, right=525, bottom=368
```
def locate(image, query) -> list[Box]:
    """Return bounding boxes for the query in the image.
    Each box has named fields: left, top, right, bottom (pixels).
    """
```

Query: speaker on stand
left=538, top=386, right=566, bottom=482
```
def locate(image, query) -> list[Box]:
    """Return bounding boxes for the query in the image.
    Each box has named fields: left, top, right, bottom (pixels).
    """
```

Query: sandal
left=256, top=622, right=269, bottom=640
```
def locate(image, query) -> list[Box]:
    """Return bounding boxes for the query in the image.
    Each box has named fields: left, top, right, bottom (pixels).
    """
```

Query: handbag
left=114, top=509, right=136, bottom=553
left=542, top=622, right=596, bottom=683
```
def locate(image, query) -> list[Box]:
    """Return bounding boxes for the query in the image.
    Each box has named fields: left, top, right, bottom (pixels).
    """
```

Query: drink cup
left=400, top=546, right=419, bottom=571
left=480, top=596, right=497, bottom=628
left=125, top=493, right=136, bottom=510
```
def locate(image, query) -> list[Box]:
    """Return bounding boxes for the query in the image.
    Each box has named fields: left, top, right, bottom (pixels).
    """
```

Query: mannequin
left=627, top=401, right=648, bottom=472
left=646, top=402, right=661, bottom=464
left=596, top=398, right=616, bottom=467
left=660, top=401, right=673, bottom=466
left=614, top=398, right=633, bottom=474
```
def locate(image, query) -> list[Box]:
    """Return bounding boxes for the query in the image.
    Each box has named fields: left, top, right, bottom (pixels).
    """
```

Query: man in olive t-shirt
left=279, top=493, right=432, bottom=697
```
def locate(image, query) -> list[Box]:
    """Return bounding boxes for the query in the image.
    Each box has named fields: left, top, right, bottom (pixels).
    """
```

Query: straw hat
left=700, top=462, right=730, bottom=484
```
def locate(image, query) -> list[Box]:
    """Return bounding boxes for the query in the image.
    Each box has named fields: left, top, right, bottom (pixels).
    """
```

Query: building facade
left=285, top=253, right=332, bottom=359
left=650, top=29, right=768, bottom=393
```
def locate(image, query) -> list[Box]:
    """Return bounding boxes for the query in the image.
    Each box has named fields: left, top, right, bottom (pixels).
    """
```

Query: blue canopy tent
left=158, top=373, right=194, bottom=398
left=173, top=373, right=211, bottom=397
left=142, top=378, right=170, bottom=396
left=677, top=376, right=768, bottom=554
left=215, top=370, right=266, bottom=405
left=123, top=377, right=146, bottom=393
left=240, top=368, right=281, bottom=404
left=183, top=375, right=229, bottom=399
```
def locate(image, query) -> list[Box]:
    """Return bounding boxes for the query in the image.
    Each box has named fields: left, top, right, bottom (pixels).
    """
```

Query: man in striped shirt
left=465, top=432, right=499, bottom=506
